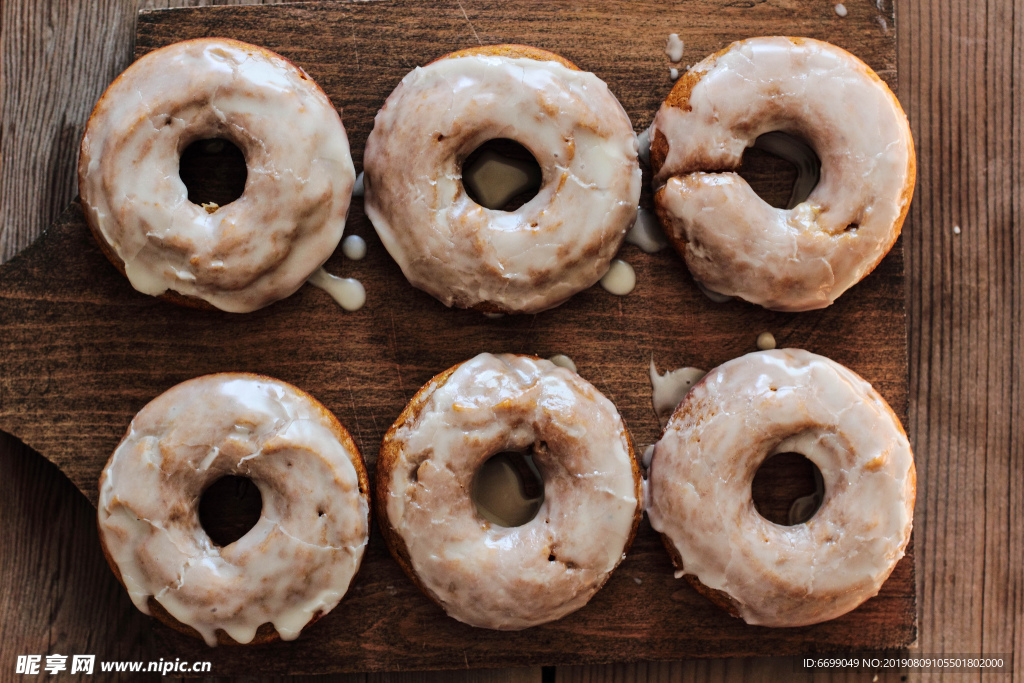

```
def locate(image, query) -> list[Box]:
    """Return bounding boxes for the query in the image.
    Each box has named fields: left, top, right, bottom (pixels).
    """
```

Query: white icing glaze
left=383, top=353, right=639, bottom=629
left=953, top=225, right=961, bottom=235
left=652, top=37, right=914, bottom=311
left=669, top=67, right=679, bottom=81
left=462, top=150, right=542, bottom=210
left=308, top=268, right=366, bottom=312
left=835, top=3, right=848, bottom=17
left=352, top=171, right=365, bottom=198
left=697, top=282, right=733, bottom=303
left=364, top=53, right=641, bottom=314
left=649, top=358, right=706, bottom=428
left=642, top=444, right=656, bottom=469
left=79, top=39, right=355, bottom=313
left=600, top=259, right=636, bottom=296
left=665, top=34, right=684, bottom=62
left=647, top=349, right=915, bottom=626
left=341, top=234, right=367, bottom=261
left=625, top=208, right=669, bottom=253
left=756, top=331, right=777, bottom=350
left=637, top=125, right=652, bottom=165
left=547, top=353, right=577, bottom=373
left=97, top=374, right=370, bottom=645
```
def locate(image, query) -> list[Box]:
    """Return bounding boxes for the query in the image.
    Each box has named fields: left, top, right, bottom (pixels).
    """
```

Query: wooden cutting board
left=0, top=0, right=913, bottom=676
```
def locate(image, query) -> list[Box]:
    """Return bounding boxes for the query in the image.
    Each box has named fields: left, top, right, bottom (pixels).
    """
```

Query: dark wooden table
left=0, top=1, right=1019, bottom=681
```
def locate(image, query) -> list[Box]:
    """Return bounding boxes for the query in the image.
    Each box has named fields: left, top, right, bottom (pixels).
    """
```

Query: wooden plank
left=0, top=0, right=165, bottom=675
left=0, top=0, right=920, bottom=678
left=898, top=0, right=1023, bottom=679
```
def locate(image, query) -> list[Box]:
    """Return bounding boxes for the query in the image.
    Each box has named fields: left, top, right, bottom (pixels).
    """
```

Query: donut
left=646, top=349, right=915, bottom=626
left=650, top=37, right=916, bottom=311
left=79, top=38, right=356, bottom=313
left=376, top=353, right=642, bottom=629
left=363, top=45, right=641, bottom=314
left=97, top=373, right=370, bottom=646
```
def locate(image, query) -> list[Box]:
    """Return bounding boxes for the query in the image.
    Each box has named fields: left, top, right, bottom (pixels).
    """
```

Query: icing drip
left=600, top=259, right=636, bottom=296
left=665, top=34, right=684, bottom=62
left=308, top=268, right=365, bottom=312
left=341, top=234, right=367, bottom=260
left=649, top=358, right=706, bottom=428
left=547, top=354, right=577, bottom=373
left=756, top=331, right=777, bottom=350
left=642, top=444, right=656, bottom=469
left=637, top=126, right=652, bottom=165
left=625, top=208, right=668, bottom=253
left=697, top=282, right=733, bottom=303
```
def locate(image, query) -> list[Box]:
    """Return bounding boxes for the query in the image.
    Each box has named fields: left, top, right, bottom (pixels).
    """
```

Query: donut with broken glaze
left=646, top=349, right=915, bottom=626
left=363, top=45, right=642, bottom=314
left=376, top=353, right=643, bottom=629
left=650, top=37, right=916, bottom=312
left=97, top=373, right=370, bottom=646
left=79, top=38, right=355, bottom=313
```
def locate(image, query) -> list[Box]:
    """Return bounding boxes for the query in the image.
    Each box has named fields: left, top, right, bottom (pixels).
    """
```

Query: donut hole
left=198, top=475, right=263, bottom=546
left=178, top=137, right=247, bottom=210
left=472, top=451, right=545, bottom=527
left=751, top=452, right=825, bottom=525
left=738, top=132, right=821, bottom=210
left=462, top=139, right=543, bottom=211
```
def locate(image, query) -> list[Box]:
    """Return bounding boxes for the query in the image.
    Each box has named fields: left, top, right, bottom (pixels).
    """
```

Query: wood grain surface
left=0, top=0, right=914, bottom=675
left=0, top=0, right=1017, bottom=682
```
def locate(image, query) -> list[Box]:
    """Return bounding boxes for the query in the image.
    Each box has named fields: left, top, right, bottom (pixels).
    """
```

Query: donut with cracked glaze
left=363, top=45, right=642, bottom=314
left=646, top=349, right=916, bottom=626
left=97, top=373, right=370, bottom=646
left=650, top=37, right=916, bottom=312
left=376, top=353, right=643, bottom=629
left=79, top=38, right=356, bottom=313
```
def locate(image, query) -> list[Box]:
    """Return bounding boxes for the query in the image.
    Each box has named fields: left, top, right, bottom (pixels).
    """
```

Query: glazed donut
left=376, top=353, right=642, bottom=629
left=363, top=45, right=641, bottom=314
left=79, top=38, right=355, bottom=313
left=97, top=373, right=370, bottom=646
left=650, top=37, right=916, bottom=311
left=646, top=349, right=915, bottom=626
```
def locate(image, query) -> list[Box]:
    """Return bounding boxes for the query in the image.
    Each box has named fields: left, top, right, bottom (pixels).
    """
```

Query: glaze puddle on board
left=626, top=208, right=668, bottom=253
left=649, top=358, right=706, bottom=428
left=600, top=259, right=636, bottom=296
left=308, top=268, right=366, bottom=311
